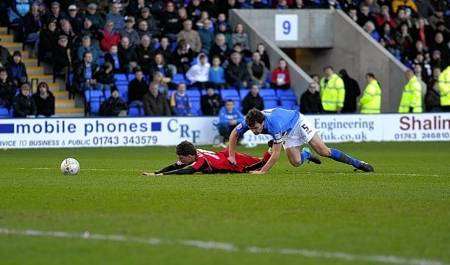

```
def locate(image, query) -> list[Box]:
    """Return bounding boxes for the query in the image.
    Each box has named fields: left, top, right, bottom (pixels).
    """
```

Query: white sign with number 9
left=275, top=14, right=298, bottom=41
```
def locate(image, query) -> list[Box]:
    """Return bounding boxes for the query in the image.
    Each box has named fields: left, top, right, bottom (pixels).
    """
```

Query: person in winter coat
left=300, top=82, right=323, bottom=114
left=13, top=83, right=36, bottom=118
left=143, top=82, right=171, bottom=116
left=128, top=69, right=148, bottom=104
left=100, top=89, right=127, bottom=116
left=201, top=87, right=222, bottom=116
left=0, top=68, right=15, bottom=108
left=186, top=53, right=211, bottom=89
left=226, top=52, right=250, bottom=88
left=7, top=51, right=27, bottom=86
left=33, top=82, right=55, bottom=117
left=339, top=69, right=361, bottom=113
left=242, top=85, right=264, bottom=115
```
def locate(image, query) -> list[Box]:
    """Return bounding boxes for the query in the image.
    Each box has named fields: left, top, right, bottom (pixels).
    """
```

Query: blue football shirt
left=236, top=108, right=300, bottom=143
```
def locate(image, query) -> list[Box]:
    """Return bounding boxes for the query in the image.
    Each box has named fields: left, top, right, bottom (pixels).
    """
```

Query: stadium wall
left=1, top=114, right=449, bottom=148
left=229, top=9, right=408, bottom=113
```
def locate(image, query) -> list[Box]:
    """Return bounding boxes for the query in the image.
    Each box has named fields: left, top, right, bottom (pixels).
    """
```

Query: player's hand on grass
left=249, top=170, right=266, bottom=175
left=228, top=156, right=237, bottom=165
left=142, top=172, right=162, bottom=176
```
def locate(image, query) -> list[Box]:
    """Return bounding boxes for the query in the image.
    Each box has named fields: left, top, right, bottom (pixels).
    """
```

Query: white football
left=60, top=158, right=80, bottom=175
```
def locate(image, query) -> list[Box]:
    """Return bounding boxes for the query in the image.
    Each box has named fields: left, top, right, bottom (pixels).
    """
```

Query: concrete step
left=56, top=99, right=76, bottom=108
left=27, top=66, right=45, bottom=75
left=0, top=41, right=22, bottom=51
left=55, top=107, right=84, bottom=117
left=23, top=58, right=38, bottom=67
left=0, top=34, right=14, bottom=42
left=53, top=90, right=69, bottom=99
left=29, top=74, right=55, bottom=83
left=0, top=28, right=7, bottom=34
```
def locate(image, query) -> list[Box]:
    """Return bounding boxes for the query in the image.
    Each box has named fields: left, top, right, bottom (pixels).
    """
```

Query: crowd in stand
left=0, top=0, right=448, bottom=121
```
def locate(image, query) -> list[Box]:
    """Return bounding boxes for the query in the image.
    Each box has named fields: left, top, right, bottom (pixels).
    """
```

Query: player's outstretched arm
left=155, top=162, right=186, bottom=174
left=228, top=128, right=239, bottom=164
left=251, top=142, right=282, bottom=174
left=160, top=166, right=197, bottom=175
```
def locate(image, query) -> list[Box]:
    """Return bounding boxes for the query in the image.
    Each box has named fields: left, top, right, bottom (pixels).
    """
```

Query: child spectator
left=33, top=82, right=55, bottom=117
left=271, top=59, right=291, bottom=89
left=217, top=100, right=244, bottom=142
left=170, top=83, right=191, bottom=116
left=209, top=56, right=226, bottom=89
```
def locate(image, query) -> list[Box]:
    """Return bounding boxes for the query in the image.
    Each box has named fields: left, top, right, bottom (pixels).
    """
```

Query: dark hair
left=366, top=72, right=376, bottom=79
left=37, top=82, right=49, bottom=90
left=323, top=65, right=333, bottom=71
left=0, top=68, right=6, bottom=73
left=176, top=141, right=196, bottom=156
left=245, top=108, right=265, bottom=127
left=13, top=51, right=22, bottom=57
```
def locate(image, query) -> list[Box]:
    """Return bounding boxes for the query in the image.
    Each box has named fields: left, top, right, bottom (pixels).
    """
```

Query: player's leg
left=308, top=134, right=374, bottom=172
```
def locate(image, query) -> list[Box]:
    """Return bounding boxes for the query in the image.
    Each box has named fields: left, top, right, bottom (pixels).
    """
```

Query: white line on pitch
left=17, top=167, right=137, bottom=172
left=0, top=228, right=446, bottom=265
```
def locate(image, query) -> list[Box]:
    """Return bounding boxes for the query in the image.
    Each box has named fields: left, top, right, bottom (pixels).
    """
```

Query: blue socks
left=330, top=149, right=362, bottom=168
left=299, top=149, right=311, bottom=165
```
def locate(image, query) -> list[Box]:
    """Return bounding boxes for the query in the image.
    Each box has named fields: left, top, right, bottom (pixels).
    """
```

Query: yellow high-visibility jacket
left=438, top=66, right=450, bottom=107
left=320, top=74, right=345, bottom=112
left=360, top=79, right=382, bottom=114
left=398, top=76, right=422, bottom=113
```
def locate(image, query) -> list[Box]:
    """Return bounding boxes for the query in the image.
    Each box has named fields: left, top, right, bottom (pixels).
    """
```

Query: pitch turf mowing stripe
left=0, top=227, right=445, bottom=265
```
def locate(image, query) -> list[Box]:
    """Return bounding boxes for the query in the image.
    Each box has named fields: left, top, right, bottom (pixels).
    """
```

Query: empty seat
left=277, top=89, right=297, bottom=100
left=259, top=89, right=277, bottom=100
left=239, top=89, right=249, bottom=99
left=0, top=107, right=10, bottom=118
left=114, top=74, right=128, bottom=81
left=264, top=99, right=279, bottom=109
left=128, top=105, right=144, bottom=117
left=190, top=100, right=202, bottom=116
left=172, top=73, right=186, bottom=84
left=280, top=99, right=299, bottom=110
left=84, top=89, right=104, bottom=102
left=186, top=89, right=201, bottom=99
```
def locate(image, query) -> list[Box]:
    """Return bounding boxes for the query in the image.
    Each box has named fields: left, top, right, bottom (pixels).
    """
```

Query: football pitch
left=0, top=142, right=449, bottom=265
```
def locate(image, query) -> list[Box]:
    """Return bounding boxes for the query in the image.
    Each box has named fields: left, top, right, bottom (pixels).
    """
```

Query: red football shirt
left=190, top=149, right=264, bottom=173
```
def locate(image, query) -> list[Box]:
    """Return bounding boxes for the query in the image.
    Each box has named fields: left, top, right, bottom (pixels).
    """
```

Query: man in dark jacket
left=226, top=52, right=250, bottom=88
left=100, top=89, right=127, bottom=116
left=143, top=82, right=171, bottom=116
left=300, top=82, right=323, bottom=114
left=0, top=68, right=15, bottom=108
left=128, top=69, right=148, bottom=103
left=201, top=87, right=222, bottom=115
left=33, top=82, right=55, bottom=117
left=339, top=69, right=361, bottom=113
left=74, top=51, right=100, bottom=93
left=7, top=51, right=28, bottom=86
left=13, top=83, right=36, bottom=117
left=118, top=36, right=138, bottom=73
left=242, top=85, right=264, bottom=115
left=0, top=44, right=10, bottom=68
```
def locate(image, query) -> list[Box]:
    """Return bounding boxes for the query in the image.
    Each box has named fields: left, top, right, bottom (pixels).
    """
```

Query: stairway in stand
left=0, top=27, right=84, bottom=117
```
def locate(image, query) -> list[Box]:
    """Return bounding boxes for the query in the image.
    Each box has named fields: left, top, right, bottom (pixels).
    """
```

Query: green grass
left=0, top=142, right=449, bottom=265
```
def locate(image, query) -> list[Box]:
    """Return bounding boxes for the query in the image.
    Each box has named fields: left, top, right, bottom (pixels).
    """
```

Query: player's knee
left=288, top=159, right=301, bottom=167
left=317, top=147, right=331, bottom=157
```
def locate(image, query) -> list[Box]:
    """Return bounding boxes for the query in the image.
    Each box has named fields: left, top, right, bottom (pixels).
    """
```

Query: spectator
left=425, top=67, right=441, bottom=112
left=399, top=70, right=423, bottom=113
left=198, top=19, right=215, bottom=54
left=395, top=23, right=414, bottom=58
left=59, top=19, right=77, bottom=46
left=7, top=51, right=27, bottom=86
left=135, top=35, right=154, bottom=75
left=201, top=87, right=222, bottom=115
left=413, top=64, right=428, bottom=101
left=139, top=7, right=159, bottom=37
left=232, top=23, right=250, bottom=51
left=300, top=82, right=323, bottom=114
left=22, top=3, right=42, bottom=51
left=67, top=5, right=84, bottom=35
left=80, top=18, right=101, bottom=43
left=33, top=82, right=55, bottom=117
left=363, top=21, right=381, bottom=41
left=150, top=53, right=173, bottom=82
left=226, top=52, right=250, bottom=88
left=143, top=82, right=171, bottom=116
left=186, top=53, right=211, bottom=89
left=120, top=17, right=140, bottom=46
left=242, top=85, right=264, bottom=115
left=374, top=5, right=396, bottom=28
left=170, top=83, right=191, bottom=116
left=106, top=2, right=125, bottom=32
left=209, top=33, right=230, bottom=64
left=248, top=52, right=267, bottom=87
left=320, top=66, right=345, bottom=113
left=392, top=0, right=417, bottom=14
left=74, top=51, right=100, bottom=93
left=100, top=89, right=127, bottom=116
left=44, top=1, right=66, bottom=24
left=118, top=36, right=138, bottom=73
left=177, top=20, right=202, bottom=53
left=104, top=45, right=121, bottom=72
left=95, top=62, right=115, bottom=91
left=161, top=2, right=182, bottom=41
left=85, top=3, right=104, bottom=29
left=155, top=37, right=174, bottom=65
left=217, top=100, right=244, bottom=142
left=137, top=20, right=151, bottom=39
left=152, top=72, right=170, bottom=96
left=0, top=43, right=10, bottom=68
left=339, top=69, right=361, bottom=113
left=209, top=56, right=226, bottom=89
left=0, top=68, right=15, bottom=108
left=271, top=59, right=291, bottom=89
left=216, top=22, right=233, bottom=49
left=359, top=73, right=382, bottom=114
left=415, top=0, right=435, bottom=18
left=100, top=21, right=121, bottom=52
left=77, top=35, right=101, bottom=63
left=175, top=39, right=196, bottom=74
left=128, top=68, right=148, bottom=104
left=13, top=83, right=36, bottom=118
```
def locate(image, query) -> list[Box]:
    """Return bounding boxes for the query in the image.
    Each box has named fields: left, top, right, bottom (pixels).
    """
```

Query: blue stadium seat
left=117, top=85, right=128, bottom=102
left=186, top=89, right=201, bottom=99
left=264, top=99, right=279, bottom=109
left=280, top=99, right=299, bottom=110
left=90, top=100, right=101, bottom=114
left=172, top=73, right=187, bottom=84
left=259, top=89, right=277, bottom=100
left=114, top=74, right=128, bottom=81
left=190, top=100, right=202, bottom=116
left=221, top=89, right=241, bottom=110
left=0, top=107, right=10, bottom=118
left=239, top=89, right=249, bottom=99
left=277, top=89, right=297, bottom=100
left=84, top=89, right=104, bottom=102
left=128, top=105, right=144, bottom=117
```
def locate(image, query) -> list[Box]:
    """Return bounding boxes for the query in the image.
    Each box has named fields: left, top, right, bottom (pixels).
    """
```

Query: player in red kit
left=142, top=141, right=272, bottom=175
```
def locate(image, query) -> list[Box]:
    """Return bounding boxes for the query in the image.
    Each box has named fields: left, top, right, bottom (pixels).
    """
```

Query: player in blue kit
left=228, top=108, right=374, bottom=174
